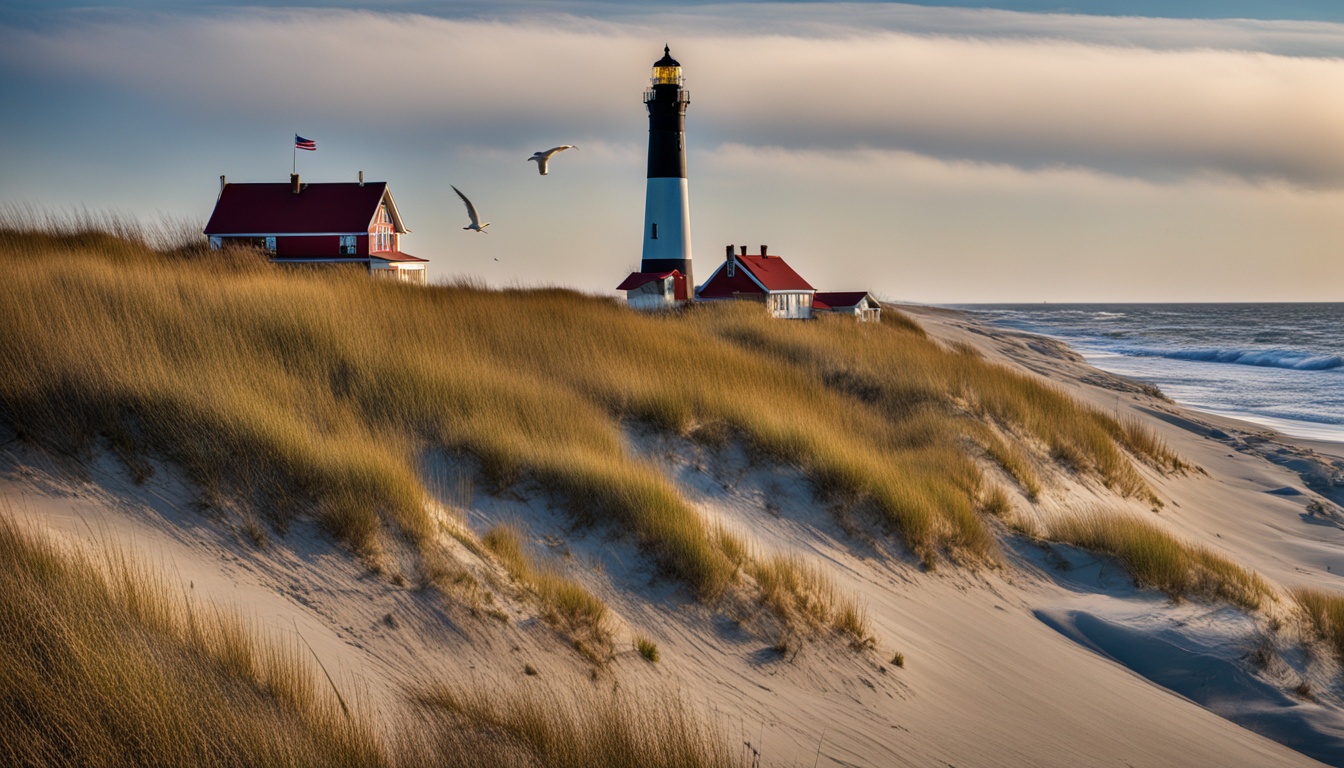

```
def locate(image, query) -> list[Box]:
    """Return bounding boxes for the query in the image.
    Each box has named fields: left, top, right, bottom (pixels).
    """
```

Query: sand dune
left=4, top=304, right=1342, bottom=766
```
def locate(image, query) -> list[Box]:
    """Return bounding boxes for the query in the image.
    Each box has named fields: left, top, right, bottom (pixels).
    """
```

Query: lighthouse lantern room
left=640, top=45, right=694, bottom=289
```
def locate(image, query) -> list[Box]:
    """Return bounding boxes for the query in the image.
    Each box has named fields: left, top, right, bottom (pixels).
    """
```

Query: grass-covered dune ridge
left=1044, top=509, right=1270, bottom=611
left=0, top=223, right=1177, bottom=597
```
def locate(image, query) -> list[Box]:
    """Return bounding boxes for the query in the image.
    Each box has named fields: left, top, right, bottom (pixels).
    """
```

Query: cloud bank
left=5, top=7, right=1344, bottom=187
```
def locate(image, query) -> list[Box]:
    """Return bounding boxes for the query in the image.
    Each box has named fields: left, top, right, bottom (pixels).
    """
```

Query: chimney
left=291, top=173, right=301, bottom=195
left=219, top=175, right=226, bottom=197
left=725, top=244, right=735, bottom=277
left=358, top=170, right=364, bottom=187
left=760, top=245, right=769, bottom=257
left=739, top=245, right=747, bottom=257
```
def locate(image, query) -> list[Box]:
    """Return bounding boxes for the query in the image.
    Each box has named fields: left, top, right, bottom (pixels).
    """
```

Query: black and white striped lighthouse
left=640, top=45, right=694, bottom=289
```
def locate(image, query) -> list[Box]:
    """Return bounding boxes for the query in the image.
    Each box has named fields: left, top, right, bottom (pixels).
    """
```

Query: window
left=340, top=235, right=356, bottom=255
left=264, top=236, right=276, bottom=253
left=651, top=222, right=658, bottom=240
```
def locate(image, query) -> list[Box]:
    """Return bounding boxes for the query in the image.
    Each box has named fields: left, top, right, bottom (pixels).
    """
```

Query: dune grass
left=411, top=682, right=736, bottom=768
left=1292, top=586, right=1344, bottom=662
left=482, top=522, right=611, bottom=658
left=747, top=553, right=874, bottom=646
left=634, top=635, right=660, bottom=662
left=0, top=511, right=385, bottom=766
left=0, top=217, right=1176, bottom=603
left=1045, top=510, right=1269, bottom=610
left=0, top=509, right=740, bottom=767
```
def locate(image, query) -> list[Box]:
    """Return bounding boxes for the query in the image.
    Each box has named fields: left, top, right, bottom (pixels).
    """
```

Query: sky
left=1, top=1, right=1342, bottom=302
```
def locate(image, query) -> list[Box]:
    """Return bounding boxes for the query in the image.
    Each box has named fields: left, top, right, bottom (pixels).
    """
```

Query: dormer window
left=340, top=235, right=356, bottom=255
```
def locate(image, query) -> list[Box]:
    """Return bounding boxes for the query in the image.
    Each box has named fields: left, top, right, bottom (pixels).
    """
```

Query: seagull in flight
left=528, top=145, right=578, bottom=176
left=451, top=185, right=489, bottom=233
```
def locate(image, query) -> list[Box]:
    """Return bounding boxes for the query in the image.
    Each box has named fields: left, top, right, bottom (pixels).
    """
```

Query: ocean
left=955, top=304, right=1344, bottom=444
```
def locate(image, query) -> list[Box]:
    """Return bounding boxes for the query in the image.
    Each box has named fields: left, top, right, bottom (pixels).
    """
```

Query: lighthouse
left=640, top=45, right=694, bottom=289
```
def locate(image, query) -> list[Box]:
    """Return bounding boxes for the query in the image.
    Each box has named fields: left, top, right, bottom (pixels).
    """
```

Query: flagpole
left=292, top=133, right=296, bottom=175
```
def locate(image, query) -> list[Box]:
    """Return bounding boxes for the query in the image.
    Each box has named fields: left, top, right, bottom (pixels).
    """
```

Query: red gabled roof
left=699, top=254, right=814, bottom=299
left=740, top=255, right=813, bottom=291
left=204, top=181, right=396, bottom=235
left=813, top=292, right=873, bottom=310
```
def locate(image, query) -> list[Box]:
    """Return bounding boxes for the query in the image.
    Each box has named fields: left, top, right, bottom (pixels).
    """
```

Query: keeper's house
left=697, top=245, right=816, bottom=319
left=204, top=173, right=428, bottom=284
left=616, top=269, right=689, bottom=310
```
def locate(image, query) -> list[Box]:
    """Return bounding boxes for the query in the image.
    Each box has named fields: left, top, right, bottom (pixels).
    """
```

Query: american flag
left=294, top=135, right=316, bottom=151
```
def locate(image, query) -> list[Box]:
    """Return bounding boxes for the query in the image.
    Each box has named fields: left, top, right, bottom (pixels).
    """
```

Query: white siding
left=628, top=292, right=675, bottom=311
left=626, top=276, right=683, bottom=311
left=768, top=291, right=814, bottom=319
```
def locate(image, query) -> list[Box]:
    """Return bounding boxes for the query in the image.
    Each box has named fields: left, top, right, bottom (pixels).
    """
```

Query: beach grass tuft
left=1292, top=586, right=1344, bottom=662
left=747, top=553, right=874, bottom=644
left=1045, top=509, right=1268, bottom=610
left=482, top=523, right=610, bottom=655
left=635, top=635, right=660, bottom=662
left=412, top=681, right=736, bottom=768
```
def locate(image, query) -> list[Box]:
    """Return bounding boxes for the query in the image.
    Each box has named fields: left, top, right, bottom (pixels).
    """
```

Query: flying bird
left=528, top=145, right=578, bottom=176
left=451, top=185, right=490, bottom=233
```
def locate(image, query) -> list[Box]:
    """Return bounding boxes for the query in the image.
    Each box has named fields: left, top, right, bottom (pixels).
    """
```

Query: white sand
left=4, top=304, right=1343, bottom=767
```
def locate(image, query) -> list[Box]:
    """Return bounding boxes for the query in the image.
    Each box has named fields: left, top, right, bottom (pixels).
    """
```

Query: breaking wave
left=1119, top=347, right=1342, bottom=371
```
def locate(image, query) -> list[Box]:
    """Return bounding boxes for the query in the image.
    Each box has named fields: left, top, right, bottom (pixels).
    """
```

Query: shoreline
left=902, top=302, right=1344, bottom=511
left=937, top=303, right=1344, bottom=456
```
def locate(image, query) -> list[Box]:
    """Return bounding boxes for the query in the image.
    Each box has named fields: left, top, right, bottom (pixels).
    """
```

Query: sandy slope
left=5, top=305, right=1343, bottom=767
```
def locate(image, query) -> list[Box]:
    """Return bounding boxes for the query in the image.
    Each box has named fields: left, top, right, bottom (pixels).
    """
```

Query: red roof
left=813, top=292, right=873, bottom=310
left=617, top=270, right=687, bottom=301
left=699, top=253, right=814, bottom=299
left=738, top=255, right=813, bottom=291
left=204, top=181, right=399, bottom=235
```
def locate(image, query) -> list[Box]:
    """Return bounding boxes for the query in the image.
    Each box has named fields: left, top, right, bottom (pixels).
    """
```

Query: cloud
left=689, top=142, right=1344, bottom=302
left=621, top=2, right=1344, bottom=56
left=3, top=6, right=1344, bottom=188
left=690, top=32, right=1344, bottom=186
